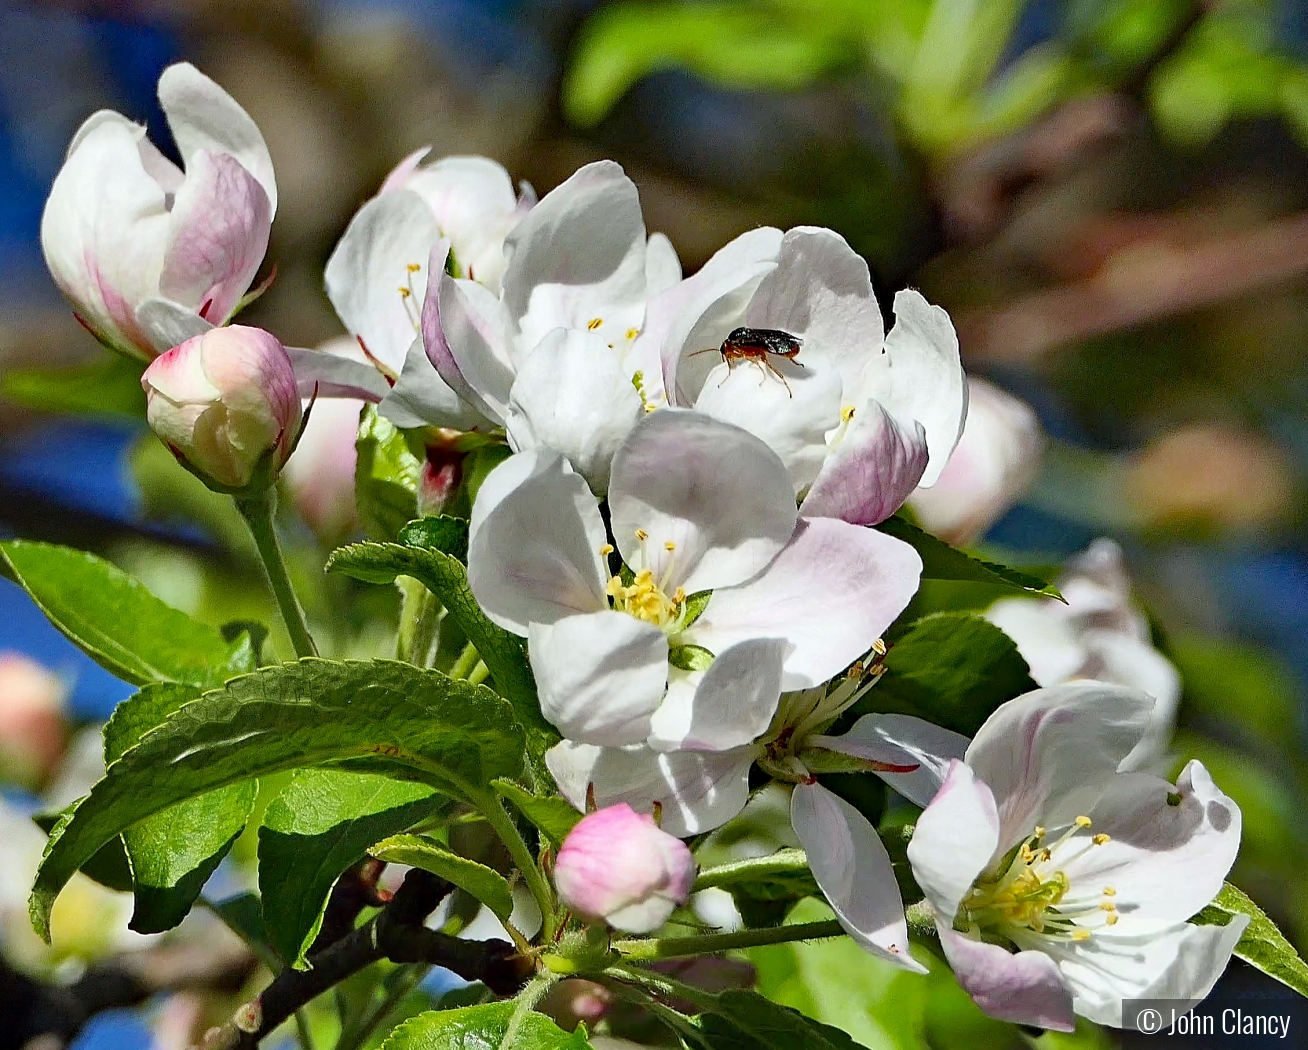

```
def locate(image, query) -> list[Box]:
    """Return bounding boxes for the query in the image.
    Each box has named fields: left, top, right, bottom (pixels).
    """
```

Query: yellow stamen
left=407, top=263, right=422, bottom=273
left=1075, top=816, right=1092, bottom=828
left=588, top=317, right=603, bottom=330
left=1103, top=887, right=1117, bottom=897
left=599, top=544, right=614, bottom=557
left=398, top=287, right=411, bottom=298
left=1099, top=901, right=1117, bottom=912
left=626, top=327, right=639, bottom=340
left=635, top=528, right=648, bottom=541
left=664, top=541, right=677, bottom=551
left=1072, top=929, right=1091, bottom=941
left=841, top=405, right=856, bottom=422
left=1093, top=833, right=1110, bottom=845
left=1105, top=913, right=1119, bottom=926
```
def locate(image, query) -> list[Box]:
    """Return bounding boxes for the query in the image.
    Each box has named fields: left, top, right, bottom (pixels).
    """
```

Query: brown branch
left=200, top=870, right=533, bottom=1050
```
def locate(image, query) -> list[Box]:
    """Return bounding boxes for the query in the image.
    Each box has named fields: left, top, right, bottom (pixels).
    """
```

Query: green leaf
left=125, top=783, right=257, bottom=933
left=0, top=541, right=255, bottom=688
left=30, top=658, right=525, bottom=941
left=380, top=1003, right=590, bottom=1050
left=328, top=535, right=554, bottom=769
left=399, top=516, right=470, bottom=563
left=681, top=589, right=712, bottom=628
left=33, top=807, right=133, bottom=893
left=357, top=406, right=421, bottom=541
left=687, top=989, right=863, bottom=1050
left=259, top=769, right=449, bottom=967
left=694, top=851, right=820, bottom=930
left=693, top=849, right=810, bottom=892
left=875, top=516, right=1061, bottom=600
left=563, top=2, right=851, bottom=126
left=1192, top=882, right=1308, bottom=999
left=669, top=644, right=715, bottom=672
left=370, top=834, right=515, bottom=920
left=853, top=612, right=1038, bottom=736
left=492, top=779, right=581, bottom=848
left=1, top=353, right=146, bottom=418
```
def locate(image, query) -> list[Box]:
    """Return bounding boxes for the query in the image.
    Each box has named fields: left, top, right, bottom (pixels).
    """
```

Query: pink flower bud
left=0, top=653, right=68, bottom=789
left=554, top=804, right=695, bottom=933
left=418, top=444, right=463, bottom=517
left=142, top=325, right=301, bottom=491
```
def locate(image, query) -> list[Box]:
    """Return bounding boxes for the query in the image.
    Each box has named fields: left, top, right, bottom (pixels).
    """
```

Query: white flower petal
left=503, top=160, right=647, bottom=353
left=529, top=612, right=669, bottom=747
left=742, top=226, right=884, bottom=401
left=1057, top=762, right=1240, bottom=937
left=285, top=344, right=391, bottom=402
left=159, top=149, right=271, bottom=329
left=608, top=410, right=796, bottom=593
left=791, top=782, right=924, bottom=971
left=1079, top=631, right=1181, bottom=772
left=648, top=638, right=786, bottom=752
left=984, top=597, right=1085, bottom=687
left=504, top=328, right=644, bottom=494
left=546, top=740, right=756, bottom=837
left=324, top=191, right=439, bottom=376
left=936, top=925, right=1076, bottom=1031
left=467, top=450, right=609, bottom=633
left=404, top=155, right=518, bottom=289
left=799, top=401, right=929, bottom=525
left=693, top=355, right=841, bottom=494
left=906, top=760, right=1000, bottom=922
left=811, top=713, right=969, bottom=808
left=645, top=232, right=682, bottom=295
left=134, top=297, right=212, bottom=353
left=688, top=518, right=921, bottom=689
left=966, top=683, right=1156, bottom=852
left=157, top=62, right=276, bottom=215
left=378, top=337, right=491, bottom=429
left=425, top=257, right=515, bottom=423
left=855, top=289, right=966, bottom=487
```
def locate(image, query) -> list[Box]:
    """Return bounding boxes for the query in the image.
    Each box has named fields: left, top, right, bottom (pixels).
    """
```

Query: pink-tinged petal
left=158, top=150, right=271, bottom=331
left=404, top=155, right=519, bottom=290
left=645, top=232, right=682, bottom=295
left=41, top=115, right=172, bottom=357
left=282, top=376, right=363, bottom=538
left=742, top=226, right=884, bottom=400
left=693, top=353, right=841, bottom=494
left=1079, top=631, right=1181, bottom=771
left=659, top=227, right=783, bottom=405
left=504, top=328, right=644, bottom=494
left=284, top=344, right=391, bottom=402
left=937, top=925, right=1076, bottom=1031
left=425, top=246, right=515, bottom=423
left=648, top=638, right=786, bottom=753
left=502, top=160, right=647, bottom=353
left=811, top=713, right=969, bottom=808
left=135, top=297, right=212, bottom=353
left=966, top=683, right=1156, bottom=853
left=546, top=740, right=756, bottom=838
left=854, top=289, right=966, bottom=487
left=467, top=450, right=609, bottom=634
left=792, top=782, right=924, bottom=971
left=379, top=337, right=492, bottom=429
left=800, top=401, right=929, bottom=525
left=688, top=518, right=921, bottom=690
left=379, top=146, right=432, bottom=194
left=158, top=62, right=277, bottom=214
left=608, top=411, right=796, bottom=594
left=907, top=376, right=1043, bottom=546
left=1055, top=762, right=1240, bottom=937
left=984, top=598, right=1085, bottom=687
left=324, top=191, right=440, bottom=376
left=907, top=760, right=1001, bottom=921
left=530, top=612, right=669, bottom=747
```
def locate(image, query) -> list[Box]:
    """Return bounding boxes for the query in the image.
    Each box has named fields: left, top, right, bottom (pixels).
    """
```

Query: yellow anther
left=664, top=541, right=677, bottom=551
left=626, top=327, right=639, bottom=340
left=1093, top=833, right=1110, bottom=845
left=588, top=317, right=603, bottom=330
left=1072, top=929, right=1091, bottom=941
left=841, top=405, right=856, bottom=423
left=606, top=576, right=624, bottom=597
left=1103, top=887, right=1117, bottom=897
left=635, top=528, right=649, bottom=541
left=407, top=263, right=422, bottom=273
left=1105, top=913, right=1119, bottom=926
left=599, top=544, right=614, bottom=557
left=644, top=403, right=657, bottom=413
left=398, top=287, right=411, bottom=298
left=674, top=586, right=686, bottom=603
left=1075, top=816, right=1092, bottom=828
left=1033, top=826, right=1045, bottom=838
left=1098, top=901, right=1117, bottom=912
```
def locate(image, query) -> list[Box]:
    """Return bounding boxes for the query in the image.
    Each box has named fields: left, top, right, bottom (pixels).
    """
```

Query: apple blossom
left=650, top=226, right=967, bottom=524
left=380, top=161, right=682, bottom=491
left=468, top=409, right=921, bottom=751
left=41, top=63, right=276, bottom=360
left=142, top=325, right=302, bottom=492
left=986, top=539, right=1180, bottom=769
left=907, top=376, right=1044, bottom=545
left=0, top=653, right=68, bottom=790
left=905, top=683, right=1244, bottom=1030
left=554, top=803, right=696, bottom=932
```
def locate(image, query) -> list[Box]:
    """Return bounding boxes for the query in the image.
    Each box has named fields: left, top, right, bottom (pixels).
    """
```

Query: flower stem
left=395, top=577, right=441, bottom=666
left=236, top=491, right=318, bottom=659
left=470, top=788, right=556, bottom=940
left=498, top=973, right=558, bottom=1050
left=448, top=641, right=481, bottom=680
left=467, top=659, right=491, bottom=686
left=612, top=919, right=845, bottom=961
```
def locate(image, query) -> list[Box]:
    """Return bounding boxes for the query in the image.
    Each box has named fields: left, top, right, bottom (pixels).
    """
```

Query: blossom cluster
left=38, top=62, right=1249, bottom=1034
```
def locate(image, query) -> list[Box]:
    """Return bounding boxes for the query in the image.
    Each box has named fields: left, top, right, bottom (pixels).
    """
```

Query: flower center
left=962, top=818, right=1117, bottom=944
left=604, top=532, right=691, bottom=633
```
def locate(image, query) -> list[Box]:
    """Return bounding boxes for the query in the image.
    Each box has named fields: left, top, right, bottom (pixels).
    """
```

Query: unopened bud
left=418, top=444, right=463, bottom=517
left=142, top=325, right=301, bottom=492
left=554, top=803, right=695, bottom=933
left=0, top=653, right=67, bottom=789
